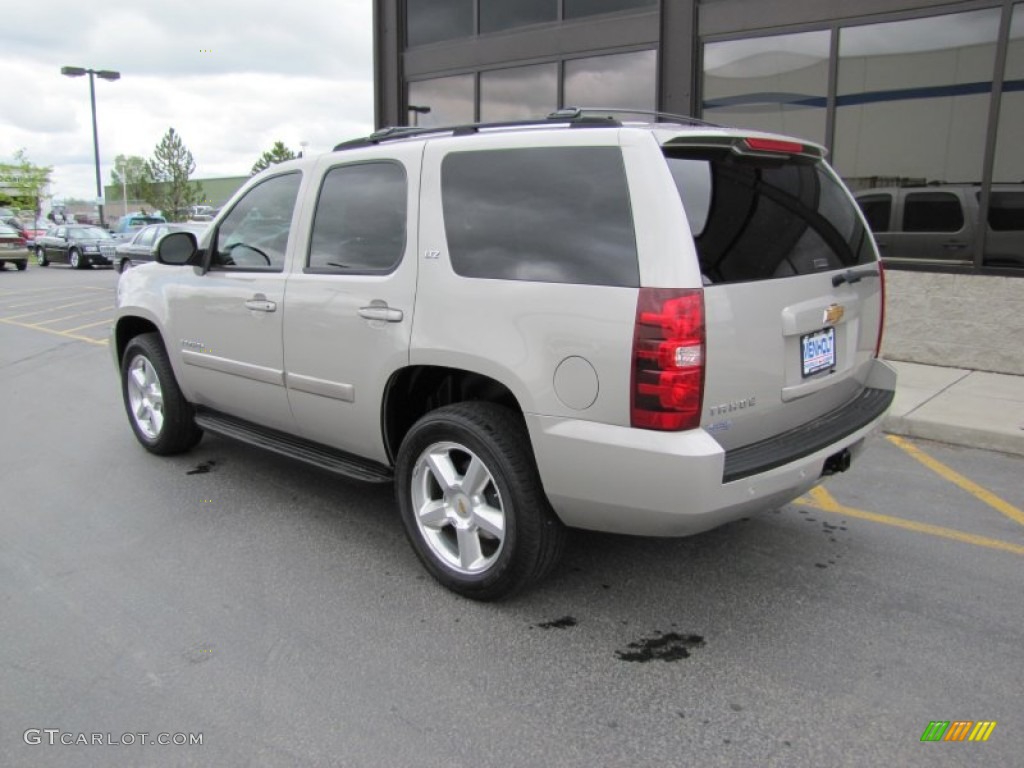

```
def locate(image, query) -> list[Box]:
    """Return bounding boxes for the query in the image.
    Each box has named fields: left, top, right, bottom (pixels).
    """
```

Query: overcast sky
left=1, top=0, right=374, bottom=203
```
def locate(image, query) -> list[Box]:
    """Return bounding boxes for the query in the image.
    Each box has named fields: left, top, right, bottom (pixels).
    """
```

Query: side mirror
left=156, top=231, right=197, bottom=265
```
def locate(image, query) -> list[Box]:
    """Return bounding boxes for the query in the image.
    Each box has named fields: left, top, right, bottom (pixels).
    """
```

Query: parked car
left=109, top=212, right=167, bottom=241
left=854, top=185, right=1024, bottom=268
left=0, top=223, right=29, bottom=270
left=114, top=222, right=210, bottom=273
left=35, top=224, right=115, bottom=268
left=20, top=218, right=49, bottom=247
left=112, top=110, right=895, bottom=599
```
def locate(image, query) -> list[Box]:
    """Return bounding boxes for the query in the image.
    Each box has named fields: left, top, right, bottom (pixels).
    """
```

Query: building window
left=480, top=0, right=556, bottom=34
left=406, top=0, right=474, bottom=48
left=563, top=49, right=657, bottom=117
left=993, top=4, right=1024, bottom=185
left=702, top=30, right=830, bottom=145
left=833, top=9, right=1001, bottom=191
left=480, top=63, right=558, bottom=121
left=564, top=0, right=657, bottom=19
left=408, top=74, right=475, bottom=127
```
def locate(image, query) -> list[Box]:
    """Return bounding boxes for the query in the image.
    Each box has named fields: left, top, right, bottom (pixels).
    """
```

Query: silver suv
left=112, top=110, right=896, bottom=600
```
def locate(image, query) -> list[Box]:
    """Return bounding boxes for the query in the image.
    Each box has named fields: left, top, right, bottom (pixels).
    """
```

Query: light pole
left=408, top=105, right=431, bottom=127
left=61, top=66, right=120, bottom=228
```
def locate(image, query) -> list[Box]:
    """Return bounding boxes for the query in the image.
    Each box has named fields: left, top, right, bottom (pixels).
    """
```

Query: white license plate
left=801, top=327, right=836, bottom=377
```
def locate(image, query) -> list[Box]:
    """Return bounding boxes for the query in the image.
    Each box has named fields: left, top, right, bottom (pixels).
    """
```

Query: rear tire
left=121, top=333, right=202, bottom=455
left=15, top=260, right=27, bottom=271
left=395, top=402, right=565, bottom=601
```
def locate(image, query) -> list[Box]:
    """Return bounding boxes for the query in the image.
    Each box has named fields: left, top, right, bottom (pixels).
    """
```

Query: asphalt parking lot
left=2, top=264, right=1022, bottom=767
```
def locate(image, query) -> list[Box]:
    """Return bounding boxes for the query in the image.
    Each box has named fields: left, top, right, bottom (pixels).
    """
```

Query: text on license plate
left=802, top=327, right=835, bottom=377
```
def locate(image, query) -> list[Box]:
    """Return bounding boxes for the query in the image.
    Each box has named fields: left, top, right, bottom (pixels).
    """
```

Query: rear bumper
left=527, top=359, right=896, bottom=537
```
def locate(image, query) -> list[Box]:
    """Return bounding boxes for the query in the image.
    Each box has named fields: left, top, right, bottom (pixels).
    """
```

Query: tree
left=145, top=128, right=203, bottom=221
left=110, top=154, right=153, bottom=205
left=251, top=141, right=297, bottom=175
left=0, top=149, right=53, bottom=216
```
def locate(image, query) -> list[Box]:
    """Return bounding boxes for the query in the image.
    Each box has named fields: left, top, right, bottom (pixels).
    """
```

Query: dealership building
left=374, top=0, right=1024, bottom=372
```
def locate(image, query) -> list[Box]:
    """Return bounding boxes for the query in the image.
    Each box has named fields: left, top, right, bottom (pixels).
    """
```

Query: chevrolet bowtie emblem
left=823, top=304, right=844, bottom=325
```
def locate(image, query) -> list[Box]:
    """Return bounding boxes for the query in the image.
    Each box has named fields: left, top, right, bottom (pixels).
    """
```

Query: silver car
left=111, top=111, right=895, bottom=599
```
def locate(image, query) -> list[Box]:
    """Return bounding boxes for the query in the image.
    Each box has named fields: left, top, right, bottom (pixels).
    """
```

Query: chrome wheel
left=69, top=249, right=80, bottom=269
left=36, top=248, right=48, bottom=266
left=126, top=354, right=165, bottom=440
left=410, top=441, right=506, bottom=575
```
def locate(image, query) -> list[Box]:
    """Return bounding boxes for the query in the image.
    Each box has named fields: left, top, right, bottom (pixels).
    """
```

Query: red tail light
left=875, top=261, right=886, bottom=357
left=743, top=137, right=804, bottom=154
left=631, top=288, right=705, bottom=431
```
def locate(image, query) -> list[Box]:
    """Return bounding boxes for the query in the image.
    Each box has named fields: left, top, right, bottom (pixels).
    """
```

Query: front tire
left=395, top=403, right=565, bottom=601
left=69, top=248, right=84, bottom=269
left=119, top=258, right=131, bottom=273
left=36, top=248, right=48, bottom=266
left=121, top=333, right=202, bottom=455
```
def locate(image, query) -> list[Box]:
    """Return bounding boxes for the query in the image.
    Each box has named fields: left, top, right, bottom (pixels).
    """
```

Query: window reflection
left=480, top=0, right=556, bottom=34
left=406, top=0, right=473, bottom=47
left=834, top=10, right=1000, bottom=190
left=480, top=64, right=558, bottom=121
left=564, top=0, right=656, bottom=19
left=563, top=50, right=657, bottom=118
left=992, top=5, right=1024, bottom=184
left=408, top=74, right=475, bottom=127
left=702, top=31, right=829, bottom=145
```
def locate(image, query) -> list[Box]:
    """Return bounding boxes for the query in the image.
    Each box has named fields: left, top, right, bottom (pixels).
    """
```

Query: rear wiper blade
left=832, top=268, right=879, bottom=287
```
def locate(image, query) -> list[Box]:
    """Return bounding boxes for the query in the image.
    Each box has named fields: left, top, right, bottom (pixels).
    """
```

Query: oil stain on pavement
left=616, top=631, right=705, bottom=662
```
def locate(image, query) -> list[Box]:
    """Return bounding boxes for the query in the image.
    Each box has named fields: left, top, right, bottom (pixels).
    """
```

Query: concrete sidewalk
left=883, top=360, right=1024, bottom=457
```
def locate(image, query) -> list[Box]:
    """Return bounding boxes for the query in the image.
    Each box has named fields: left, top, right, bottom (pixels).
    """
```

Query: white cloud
left=0, top=0, right=374, bottom=202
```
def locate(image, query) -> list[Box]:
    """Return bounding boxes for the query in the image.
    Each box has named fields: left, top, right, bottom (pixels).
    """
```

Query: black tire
left=121, top=333, right=202, bottom=455
left=36, top=248, right=48, bottom=266
left=69, top=248, right=84, bottom=269
left=15, top=260, right=27, bottom=271
left=119, top=258, right=131, bottom=273
left=395, top=402, right=565, bottom=601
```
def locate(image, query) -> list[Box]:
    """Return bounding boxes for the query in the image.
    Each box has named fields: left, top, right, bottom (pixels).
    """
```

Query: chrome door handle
left=358, top=303, right=404, bottom=323
left=245, top=293, right=277, bottom=312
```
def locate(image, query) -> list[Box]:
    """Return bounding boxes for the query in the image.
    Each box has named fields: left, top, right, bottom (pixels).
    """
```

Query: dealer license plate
left=801, top=327, right=835, bottom=377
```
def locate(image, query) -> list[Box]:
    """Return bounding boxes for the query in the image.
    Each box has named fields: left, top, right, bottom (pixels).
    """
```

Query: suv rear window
left=665, top=147, right=874, bottom=284
left=441, top=147, right=639, bottom=286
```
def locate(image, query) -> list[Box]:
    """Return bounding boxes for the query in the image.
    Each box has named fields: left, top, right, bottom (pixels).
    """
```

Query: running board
left=194, top=410, right=393, bottom=484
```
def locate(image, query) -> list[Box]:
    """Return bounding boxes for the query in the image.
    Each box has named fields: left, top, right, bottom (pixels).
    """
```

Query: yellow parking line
left=31, top=306, right=114, bottom=326
left=0, top=285, right=75, bottom=298
left=61, top=318, right=113, bottom=333
left=886, top=435, right=1024, bottom=528
left=796, top=486, right=1024, bottom=556
left=0, top=317, right=107, bottom=346
left=2, top=297, right=112, bottom=319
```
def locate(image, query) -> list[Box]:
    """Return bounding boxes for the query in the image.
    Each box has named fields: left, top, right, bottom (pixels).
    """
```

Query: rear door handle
left=942, top=242, right=967, bottom=250
left=358, top=302, right=404, bottom=323
left=245, top=293, right=277, bottom=312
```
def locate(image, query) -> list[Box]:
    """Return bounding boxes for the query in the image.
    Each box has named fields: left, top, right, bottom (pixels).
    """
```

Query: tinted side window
left=308, top=163, right=407, bottom=273
left=902, top=192, right=964, bottom=233
left=988, top=191, right=1024, bottom=231
left=213, top=173, right=301, bottom=272
left=441, top=147, right=639, bottom=286
left=136, top=227, right=158, bottom=247
left=856, top=195, right=892, bottom=233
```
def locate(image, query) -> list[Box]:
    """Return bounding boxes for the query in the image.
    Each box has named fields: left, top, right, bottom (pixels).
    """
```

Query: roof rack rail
left=552, top=106, right=719, bottom=128
left=332, top=109, right=621, bottom=152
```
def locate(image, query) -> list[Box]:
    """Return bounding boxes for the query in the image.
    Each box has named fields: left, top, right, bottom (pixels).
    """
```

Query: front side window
left=442, top=146, right=638, bottom=286
left=212, top=173, right=301, bottom=272
left=136, top=227, right=158, bottom=247
left=902, top=192, right=964, bottom=233
left=307, top=163, right=407, bottom=273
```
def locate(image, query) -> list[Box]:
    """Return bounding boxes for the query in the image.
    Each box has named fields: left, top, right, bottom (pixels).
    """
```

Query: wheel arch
left=382, top=365, right=525, bottom=464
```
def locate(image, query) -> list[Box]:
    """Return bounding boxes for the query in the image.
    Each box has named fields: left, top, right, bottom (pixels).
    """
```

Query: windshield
left=664, top=147, right=875, bottom=284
